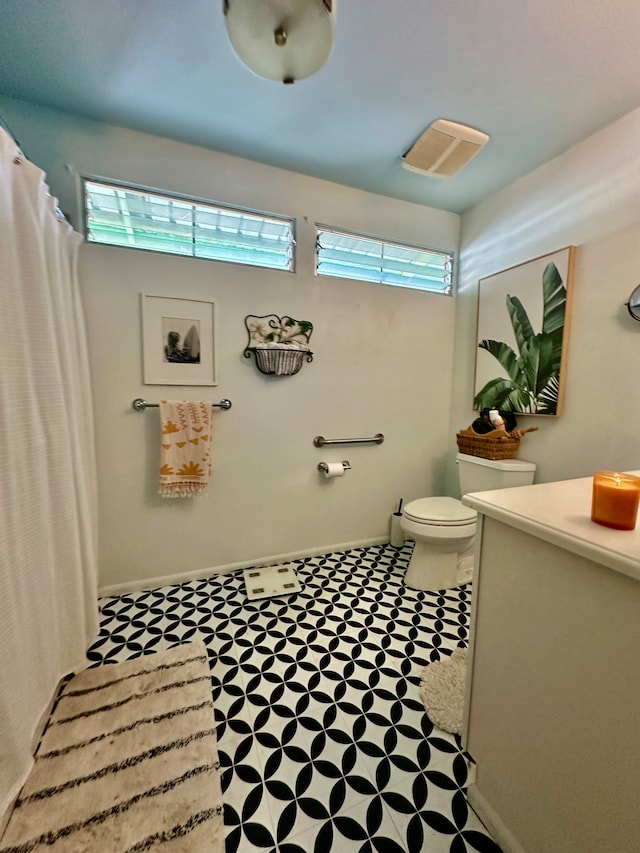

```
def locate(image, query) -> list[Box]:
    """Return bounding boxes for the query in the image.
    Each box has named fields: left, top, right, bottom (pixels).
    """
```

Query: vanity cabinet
left=462, top=475, right=640, bottom=853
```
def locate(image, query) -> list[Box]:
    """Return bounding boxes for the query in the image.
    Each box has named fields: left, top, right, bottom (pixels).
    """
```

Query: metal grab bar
left=132, top=398, right=232, bottom=411
left=313, top=433, right=384, bottom=447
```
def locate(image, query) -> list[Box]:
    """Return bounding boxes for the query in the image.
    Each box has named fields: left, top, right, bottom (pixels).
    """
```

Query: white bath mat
left=244, top=563, right=301, bottom=601
left=419, top=647, right=468, bottom=734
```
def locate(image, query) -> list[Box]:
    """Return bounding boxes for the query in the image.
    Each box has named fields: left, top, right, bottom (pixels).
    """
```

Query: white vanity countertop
left=462, top=472, right=640, bottom=583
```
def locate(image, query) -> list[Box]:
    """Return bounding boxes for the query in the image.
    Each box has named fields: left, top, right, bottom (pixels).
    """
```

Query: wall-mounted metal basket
left=246, top=346, right=313, bottom=376
left=244, top=314, right=314, bottom=377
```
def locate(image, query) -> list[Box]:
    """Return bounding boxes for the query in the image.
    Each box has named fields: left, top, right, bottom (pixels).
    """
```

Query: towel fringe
left=159, top=483, right=209, bottom=499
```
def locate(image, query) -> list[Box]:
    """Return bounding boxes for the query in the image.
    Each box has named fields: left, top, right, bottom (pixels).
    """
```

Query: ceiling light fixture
left=223, top=0, right=336, bottom=84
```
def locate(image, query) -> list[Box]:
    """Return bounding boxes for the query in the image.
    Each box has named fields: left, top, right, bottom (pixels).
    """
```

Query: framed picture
left=473, top=246, right=576, bottom=416
left=141, top=294, right=216, bottom=385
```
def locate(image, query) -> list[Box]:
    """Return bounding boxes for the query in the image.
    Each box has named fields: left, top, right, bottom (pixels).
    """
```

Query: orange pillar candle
left=591, top=471, right=640, bottom=530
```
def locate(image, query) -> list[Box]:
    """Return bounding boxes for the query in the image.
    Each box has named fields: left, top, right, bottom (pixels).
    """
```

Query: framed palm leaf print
left=473, top=246, right=576, bottom=416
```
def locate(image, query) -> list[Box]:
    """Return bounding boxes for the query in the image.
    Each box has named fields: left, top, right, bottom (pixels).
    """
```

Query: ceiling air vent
left=402, top=119, right=489, bottom=179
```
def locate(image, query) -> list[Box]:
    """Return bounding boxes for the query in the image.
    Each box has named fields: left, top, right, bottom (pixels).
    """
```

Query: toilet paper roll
left=322, top=462, right=346, bottom=479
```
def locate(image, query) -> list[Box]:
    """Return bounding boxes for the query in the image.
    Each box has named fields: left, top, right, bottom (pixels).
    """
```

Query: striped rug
left=0, top=642, right=223, bottom=852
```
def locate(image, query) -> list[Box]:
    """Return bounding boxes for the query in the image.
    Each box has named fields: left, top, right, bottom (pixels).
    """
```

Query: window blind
left=83, top=179, right=295, bottom=272
left=316, top=226, right=453, bottom=294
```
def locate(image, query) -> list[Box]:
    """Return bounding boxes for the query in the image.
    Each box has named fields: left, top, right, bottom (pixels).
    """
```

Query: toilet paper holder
left=318, top=461, right=351, bottom=474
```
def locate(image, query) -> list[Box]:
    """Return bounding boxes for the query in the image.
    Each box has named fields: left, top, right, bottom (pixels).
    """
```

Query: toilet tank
left=456, top=452, right=536, bottom=495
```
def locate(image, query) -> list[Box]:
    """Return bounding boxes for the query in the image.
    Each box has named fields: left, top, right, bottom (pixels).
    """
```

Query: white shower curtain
left=0, top=128, right=98, bottom=827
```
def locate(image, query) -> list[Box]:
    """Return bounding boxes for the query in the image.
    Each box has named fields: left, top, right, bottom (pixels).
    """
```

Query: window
left=315, top=226, right=453, bottom=294
left=83, top=179, right=295, bottom=272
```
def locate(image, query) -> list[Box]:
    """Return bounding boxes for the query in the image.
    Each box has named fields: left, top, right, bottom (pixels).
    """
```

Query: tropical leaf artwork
left=474, top=261, right=567, bottom=414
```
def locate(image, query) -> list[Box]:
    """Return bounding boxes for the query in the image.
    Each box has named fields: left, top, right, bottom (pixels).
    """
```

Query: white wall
left=0, top=96, right=460, bottom=592
left=449, top=106, right=640, bottom=492
left=7, top=94, right=637, bottom=591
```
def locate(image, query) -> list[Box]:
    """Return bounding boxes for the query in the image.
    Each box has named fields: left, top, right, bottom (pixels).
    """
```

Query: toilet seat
left=403, top=496, right=477, bottom=526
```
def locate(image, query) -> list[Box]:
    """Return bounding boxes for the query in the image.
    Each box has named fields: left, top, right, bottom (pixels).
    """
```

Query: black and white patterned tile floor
left=87, top=543, right=502, bottom=853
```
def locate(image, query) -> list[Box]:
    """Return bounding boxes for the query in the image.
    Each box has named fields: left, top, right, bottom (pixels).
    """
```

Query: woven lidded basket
left=456, top=427, right=520, bottom=461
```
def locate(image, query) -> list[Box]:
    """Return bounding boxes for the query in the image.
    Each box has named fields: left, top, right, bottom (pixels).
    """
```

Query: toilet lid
left=403, top=497, right=477, bottom=525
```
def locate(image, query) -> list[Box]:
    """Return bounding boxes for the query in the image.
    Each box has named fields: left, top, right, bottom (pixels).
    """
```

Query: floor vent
left=243, top=563, right=302, bottom=600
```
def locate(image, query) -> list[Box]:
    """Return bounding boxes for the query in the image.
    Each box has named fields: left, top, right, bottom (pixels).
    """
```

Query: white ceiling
left=1, top=0, right=640, bottom=213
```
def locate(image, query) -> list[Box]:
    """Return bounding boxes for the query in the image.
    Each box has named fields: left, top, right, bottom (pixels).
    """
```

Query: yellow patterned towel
left=159, top=400, right=213, bottom=498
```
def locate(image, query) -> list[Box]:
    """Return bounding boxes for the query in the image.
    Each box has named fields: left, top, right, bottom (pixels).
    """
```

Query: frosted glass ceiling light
left=223, top=0, right=336, bottom=84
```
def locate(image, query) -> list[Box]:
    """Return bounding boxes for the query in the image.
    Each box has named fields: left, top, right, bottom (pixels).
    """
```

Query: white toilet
left=401, top=452, right=536, bottom=591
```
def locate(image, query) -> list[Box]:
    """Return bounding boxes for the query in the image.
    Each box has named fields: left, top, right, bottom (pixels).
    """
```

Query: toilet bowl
left=401, top=497, right=476, bottom=591
left=400, top=452, right=537, bottom=592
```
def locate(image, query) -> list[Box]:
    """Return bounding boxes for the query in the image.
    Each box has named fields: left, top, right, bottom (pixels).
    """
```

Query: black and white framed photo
left=141, top=294, right=216, bottom=385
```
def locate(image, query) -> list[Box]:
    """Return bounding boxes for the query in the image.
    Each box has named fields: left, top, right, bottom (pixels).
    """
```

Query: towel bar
left=313, top=433, right=384, bottom=447
left=132, top=398, right=232, bottom=411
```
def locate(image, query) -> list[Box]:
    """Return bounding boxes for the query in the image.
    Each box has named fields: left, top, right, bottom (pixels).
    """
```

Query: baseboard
left=467, top=784, right=527, bottom=853
left=98, top=536, right=389, bottom=598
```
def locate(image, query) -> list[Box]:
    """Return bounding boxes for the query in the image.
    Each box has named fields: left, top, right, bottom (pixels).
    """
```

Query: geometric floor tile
left=87, top=542, right=502, bottom=852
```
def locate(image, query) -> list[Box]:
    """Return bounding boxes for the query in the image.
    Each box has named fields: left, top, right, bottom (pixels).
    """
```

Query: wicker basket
left=247, top=346, right=313, bottom=376
left=456, top=427, right=520, bottom=460
left=253, top=347, right=305, bottom=376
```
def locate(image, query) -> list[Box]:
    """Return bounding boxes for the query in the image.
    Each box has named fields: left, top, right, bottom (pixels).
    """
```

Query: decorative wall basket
left=244, top=314, right=314, bottom=376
